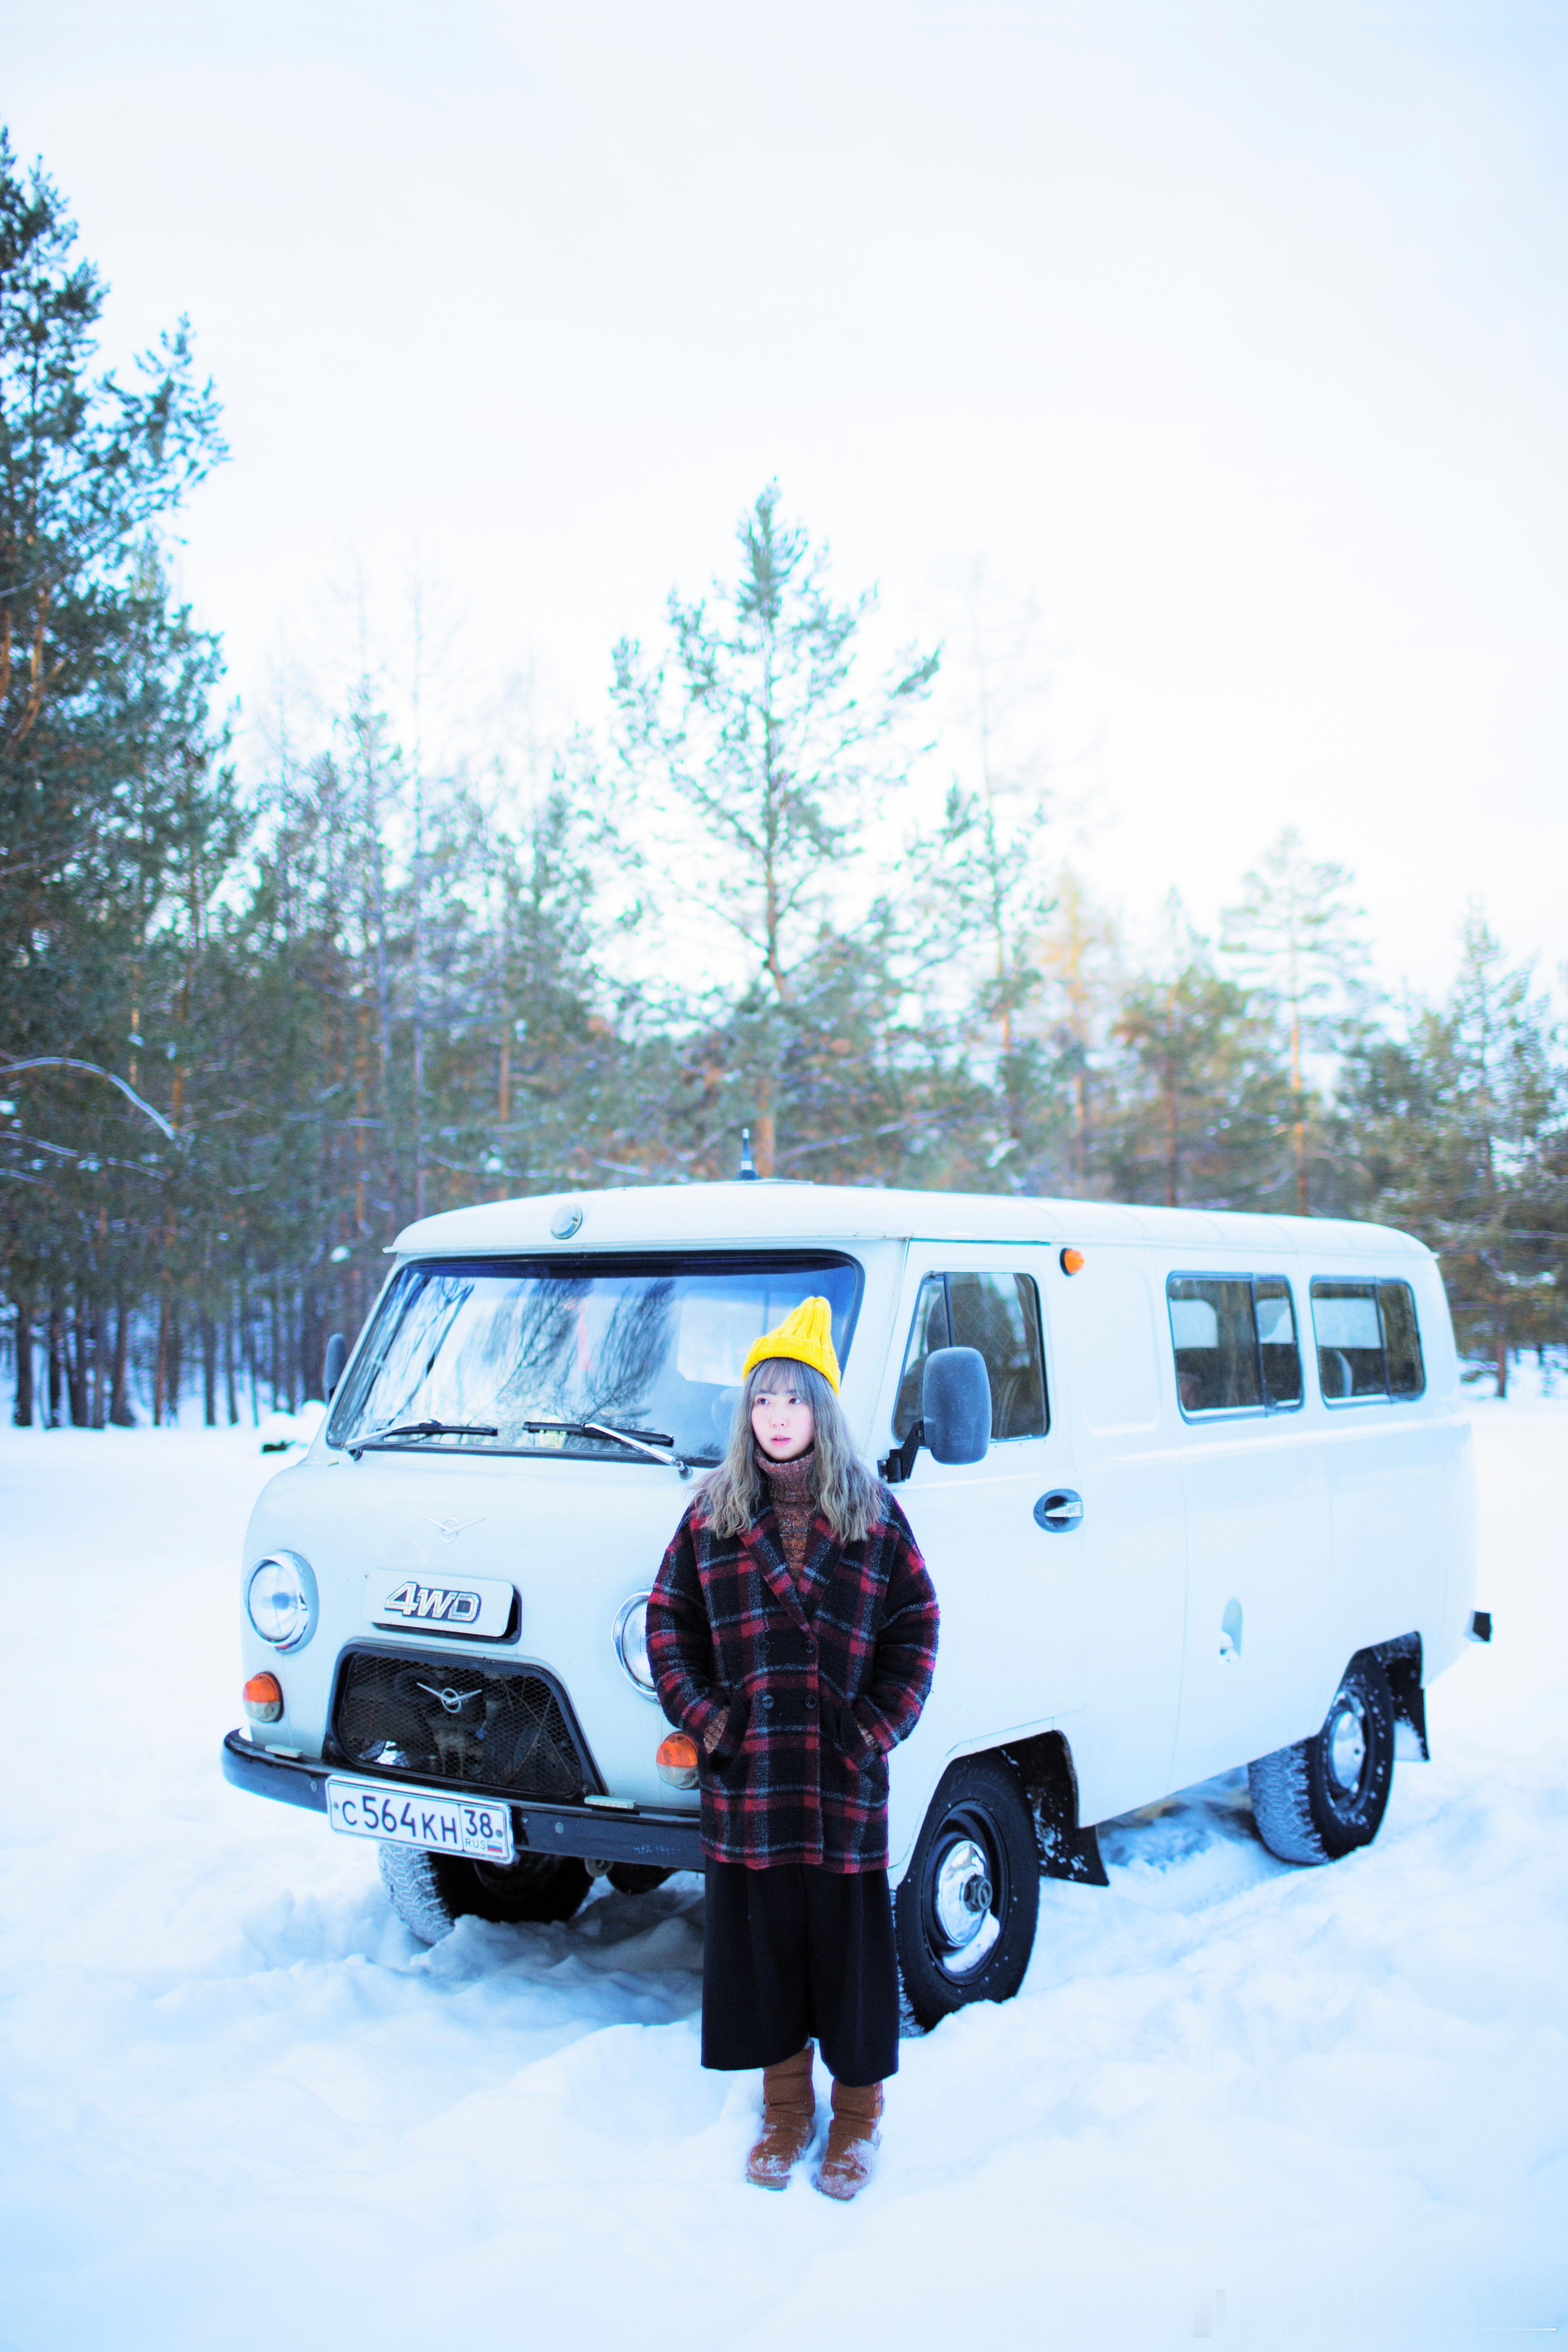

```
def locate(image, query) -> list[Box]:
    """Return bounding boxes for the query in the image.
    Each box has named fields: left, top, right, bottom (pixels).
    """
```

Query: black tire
left=895, top=1753, right=1040, bottom=2029
left=378, top=1841, right=591, bottom=1942
left=606, top=1863, right=673, bottom=1895
left=1248, top=1655, right=1396, bottom=1865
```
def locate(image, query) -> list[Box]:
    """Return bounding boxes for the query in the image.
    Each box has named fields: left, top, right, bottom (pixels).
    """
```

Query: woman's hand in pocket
left=830, top=1699, right=877, bottom=1771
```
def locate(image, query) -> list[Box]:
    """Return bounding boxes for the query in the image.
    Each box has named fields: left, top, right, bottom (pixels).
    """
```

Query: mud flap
left=1370, top=1632, right=1430, bottom=1762
left=1000, top=1730, right=1110, bottom=1887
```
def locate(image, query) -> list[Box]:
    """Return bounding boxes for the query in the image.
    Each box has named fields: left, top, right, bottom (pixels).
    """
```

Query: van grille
left=331, top=1648, right=590, bottom=1801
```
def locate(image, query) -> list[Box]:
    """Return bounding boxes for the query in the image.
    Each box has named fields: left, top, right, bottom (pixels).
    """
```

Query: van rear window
left=1167, top=1275, right=1303, bottom=1417
left=1310, top=1279, right=1425, bottom=1402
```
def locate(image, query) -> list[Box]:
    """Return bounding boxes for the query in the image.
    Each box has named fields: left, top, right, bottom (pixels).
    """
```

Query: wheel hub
left=933, top=1836, right=995, bottom=1951
left=1325, top=1694, right=1369, bottom=1800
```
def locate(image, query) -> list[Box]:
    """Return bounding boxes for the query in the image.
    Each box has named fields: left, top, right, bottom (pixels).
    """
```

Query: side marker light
left=1060, top=1247, right=1085, bottom=1275
left=656, top=1732, right=699, bottom=1789
left=244, top=1671, right=284, bottom=1724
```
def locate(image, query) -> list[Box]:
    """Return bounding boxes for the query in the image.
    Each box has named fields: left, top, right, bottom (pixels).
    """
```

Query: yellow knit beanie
left=741, top=1295, right=841, bottom=1394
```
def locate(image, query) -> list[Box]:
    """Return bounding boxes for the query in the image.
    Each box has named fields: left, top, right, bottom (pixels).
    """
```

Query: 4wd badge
left=383, top=1580, right=481, bottom=1624
left=365, top=1570, right=515, bottom=1641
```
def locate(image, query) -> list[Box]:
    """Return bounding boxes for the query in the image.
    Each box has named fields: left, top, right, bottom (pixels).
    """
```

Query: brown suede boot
left=745, top=2046, right=817, bottom=2189
left=814, top=2077, right=883, bottom=2200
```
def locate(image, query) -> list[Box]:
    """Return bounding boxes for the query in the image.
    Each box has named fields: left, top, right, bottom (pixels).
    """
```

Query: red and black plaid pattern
left=645, top=1489, right=940, bottom=1873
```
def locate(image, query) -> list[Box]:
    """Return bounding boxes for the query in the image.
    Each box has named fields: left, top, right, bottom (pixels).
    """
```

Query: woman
left=645, top=1296, right=940, bottom=2198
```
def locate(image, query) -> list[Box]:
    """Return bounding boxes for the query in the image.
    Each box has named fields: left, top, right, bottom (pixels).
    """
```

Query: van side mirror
left=323, top=1332, right=347, bottom=1400
left=880, top=1346, right=991, bottom=1483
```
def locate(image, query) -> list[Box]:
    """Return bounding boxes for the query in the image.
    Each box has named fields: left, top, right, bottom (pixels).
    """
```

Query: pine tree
left=0, top=130, right=227, bottom=1419
left=1340, top=911, right=1564, bottom=1392
left=1221, top=828, right=1369, bottom=1215
left=1107, top=898, right=1294, bottom=1209
left=610, top=483, right=937, bottom=1176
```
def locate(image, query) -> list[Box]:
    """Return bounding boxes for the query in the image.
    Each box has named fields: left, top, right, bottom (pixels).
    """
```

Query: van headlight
left=613, top=1594, right=657, bottom=1698
left=246, top=1552, right=318, bottom=1652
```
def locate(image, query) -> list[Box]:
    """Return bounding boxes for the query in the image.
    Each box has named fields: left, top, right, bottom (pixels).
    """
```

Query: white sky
left=9, top=0, right=1567, bottom=998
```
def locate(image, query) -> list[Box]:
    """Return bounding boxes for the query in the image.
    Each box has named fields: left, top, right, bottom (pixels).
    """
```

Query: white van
left=226, top=1183, right=1484, bottom=2026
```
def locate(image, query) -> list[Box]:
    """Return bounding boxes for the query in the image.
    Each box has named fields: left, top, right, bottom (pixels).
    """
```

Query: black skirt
left=701, top=1860, right=900, bottom=2087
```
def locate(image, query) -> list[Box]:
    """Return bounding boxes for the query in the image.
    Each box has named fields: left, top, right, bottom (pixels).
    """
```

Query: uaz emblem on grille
left=416, top=1679, right=478, bottom=1715
left=382, top=1579, right=483, bottom=1625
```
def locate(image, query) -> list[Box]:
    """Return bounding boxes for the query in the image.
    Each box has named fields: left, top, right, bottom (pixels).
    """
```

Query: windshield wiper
left=523, top=1419, right=692, bottom=1478
left=349, top=1418, right=499, bottom=1460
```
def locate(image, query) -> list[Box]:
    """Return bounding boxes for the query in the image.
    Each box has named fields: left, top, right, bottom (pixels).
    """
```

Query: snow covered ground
left=0, top=1405, right=1562, bottom=2352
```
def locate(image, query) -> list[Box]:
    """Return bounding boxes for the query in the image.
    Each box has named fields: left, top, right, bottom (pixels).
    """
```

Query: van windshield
left=327, top=1254, right=862, bottom=1464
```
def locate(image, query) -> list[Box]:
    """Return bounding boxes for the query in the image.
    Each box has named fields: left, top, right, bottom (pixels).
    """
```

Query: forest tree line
left=3, top=132, right=1565, bottom=1426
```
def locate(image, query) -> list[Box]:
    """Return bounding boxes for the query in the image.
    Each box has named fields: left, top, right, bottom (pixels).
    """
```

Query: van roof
left=392, top=1183, right=1430, bottom=1262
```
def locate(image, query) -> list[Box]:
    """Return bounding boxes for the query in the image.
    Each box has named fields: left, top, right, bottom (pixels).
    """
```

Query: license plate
left=326, top=1776, right=514, bottom=1863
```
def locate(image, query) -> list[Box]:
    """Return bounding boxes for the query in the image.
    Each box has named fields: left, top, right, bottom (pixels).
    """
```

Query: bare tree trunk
left=1495, top=1328, right=1509, bottom=1400
left=90, top=1298, right=108, bottom=1428
left=412, top=882, right=426, bottom=1219
left=355, top=1002, right=370, bottom=1241
left=270, top=1282, right=283, bottom=1412
left=169, top=1292, right=183, bottom=1425
left=12, top=1290, right=33, bottom=1426
left=496, top=1029, right=511, bottom=1200
left=223, top=1299, right=238, bottom=1425
left=152, top=1287, right=170, bottom=1425
left=240, top=1271, right=259, bottom=1425
left=110, top=1291, right=133, bottom=1425
left=47, top=1297, right=65, bottom=1426
left=1288, top=947, right=1308, bottom=1218
left=202, top=1310, right=217, bottom=1426
left=68, top=1290, right=89, bottom=1426
left=753, top=1094, right=777, bottom=1180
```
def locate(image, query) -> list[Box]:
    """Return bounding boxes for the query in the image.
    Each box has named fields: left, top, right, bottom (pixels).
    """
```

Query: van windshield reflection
left=327, top=1256, right=861, bottom=1465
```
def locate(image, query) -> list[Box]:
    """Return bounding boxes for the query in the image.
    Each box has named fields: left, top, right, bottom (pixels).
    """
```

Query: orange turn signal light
left=1060, top=1248, right=1085, bottom=1276
left=656, top=1732, right=699, bottom=1789
left=244, top=1671, right=283, bottom=1724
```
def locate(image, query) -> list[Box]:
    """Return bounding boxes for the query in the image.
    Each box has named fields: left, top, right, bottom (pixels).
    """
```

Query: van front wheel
left=1248, top=1656, right=1396, bottom=1865
left=895, top=1754, right=1040, bottom=2029
left=378, top=1841, right=591, bottom=1942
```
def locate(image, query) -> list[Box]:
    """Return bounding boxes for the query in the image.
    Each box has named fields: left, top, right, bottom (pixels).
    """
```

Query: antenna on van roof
left=737, top=1127, right=759, bottom=1181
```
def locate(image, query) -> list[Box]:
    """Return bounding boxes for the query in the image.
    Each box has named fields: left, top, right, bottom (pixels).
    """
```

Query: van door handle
left=1033, top=1488, right=1083, bottom=1533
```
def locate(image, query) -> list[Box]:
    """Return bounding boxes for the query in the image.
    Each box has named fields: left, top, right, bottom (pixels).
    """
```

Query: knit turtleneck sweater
left=757, top=1446, right=817, bottom=1583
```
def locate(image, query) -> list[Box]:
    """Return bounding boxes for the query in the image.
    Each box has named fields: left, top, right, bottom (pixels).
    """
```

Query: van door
left=878, top=1247, right=1084, bottom=1756
left=1164, top=1270, right=1335, bottom=1788
left=1047, top=1248, right=1188, bottom=1824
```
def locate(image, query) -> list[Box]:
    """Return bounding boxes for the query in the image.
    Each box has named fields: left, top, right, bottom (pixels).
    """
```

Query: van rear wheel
left=1248, top=1656, right=1396, bottom=1865
left=895, top=1753, right=1039, bottom=2029
left=379, top=1841, right=591, bottom=1942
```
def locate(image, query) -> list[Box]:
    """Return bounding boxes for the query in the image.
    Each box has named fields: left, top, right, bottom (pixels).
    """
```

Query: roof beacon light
left=1060, top=1248, right=1086, bottom=1276
left=737, top=1127, right=759, bottom=1181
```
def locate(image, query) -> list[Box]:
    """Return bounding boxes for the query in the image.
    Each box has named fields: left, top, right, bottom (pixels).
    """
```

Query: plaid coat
left=645, top=1485, right=940, bottom=1872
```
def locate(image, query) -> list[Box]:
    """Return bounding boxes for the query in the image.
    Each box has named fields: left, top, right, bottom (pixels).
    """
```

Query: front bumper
left=221, top=1730, right=705, bottom=1871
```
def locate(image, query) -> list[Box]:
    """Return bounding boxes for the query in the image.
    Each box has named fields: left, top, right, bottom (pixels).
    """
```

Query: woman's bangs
left=746, top=1357, right=824, bottom=1399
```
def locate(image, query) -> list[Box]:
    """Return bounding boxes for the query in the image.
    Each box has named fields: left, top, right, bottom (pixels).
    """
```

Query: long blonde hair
left=702, top=1358, right=885, bottom=1544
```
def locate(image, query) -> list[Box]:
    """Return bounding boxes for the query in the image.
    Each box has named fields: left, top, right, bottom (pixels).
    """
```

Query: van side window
left=894, top=1272, right=1049, bottom=1441
left=1379, top=1281, right=1425, bottom=1396
left=1167, top=1274, right=1304, bottom=1416
left=1311, top=1278, right=1425, bottom=1402
left=1254, top=1278, right=1303, bottom=1407
left=894, top=1276, right=949, bottom=1435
